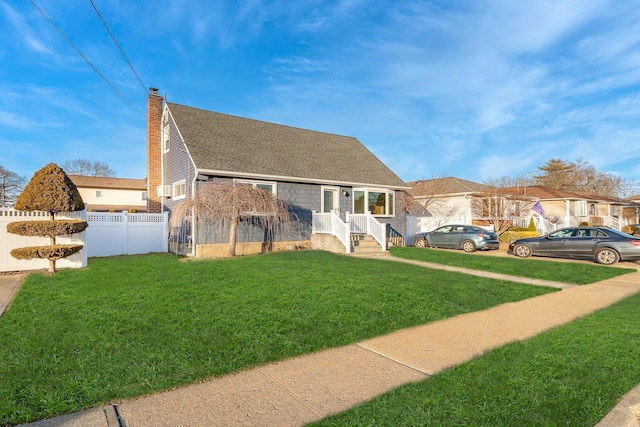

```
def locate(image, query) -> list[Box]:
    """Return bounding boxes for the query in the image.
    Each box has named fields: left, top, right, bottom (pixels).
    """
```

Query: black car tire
left=462, top=240, right=476, bottom=252
left=513, top=243, right=532, bottom=258
left=415, top=238, right=428, bottom=248
left=595, top=248, right=620, bottom=265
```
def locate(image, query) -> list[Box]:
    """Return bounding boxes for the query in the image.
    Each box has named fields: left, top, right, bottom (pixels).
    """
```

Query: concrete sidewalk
left=6, top=259, right=640, bottom=427
left=0, top=273, right=25, bottom=317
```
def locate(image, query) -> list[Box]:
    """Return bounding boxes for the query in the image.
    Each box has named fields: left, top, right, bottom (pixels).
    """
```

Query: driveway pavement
left=3, top=255, right=639, bottom=427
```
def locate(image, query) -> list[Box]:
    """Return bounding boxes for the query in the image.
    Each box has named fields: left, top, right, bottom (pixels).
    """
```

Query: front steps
left=350, top=234, right=386, bottom=256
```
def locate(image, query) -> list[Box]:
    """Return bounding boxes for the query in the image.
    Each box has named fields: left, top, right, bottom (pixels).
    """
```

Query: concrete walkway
left=4, top=257, right=640, bottom=427
left=0, top=273, right=25, bottom=317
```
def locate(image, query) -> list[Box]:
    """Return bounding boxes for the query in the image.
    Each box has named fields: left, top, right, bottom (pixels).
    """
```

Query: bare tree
left=470, top=184, right=534, bottom=236
left=0, top=164, right=26, bottom=207
left=403, top=174, right=457, bottom=215
left=170, top=183, right=295, bottom=257
left=62, top=159, right=117, bottom=177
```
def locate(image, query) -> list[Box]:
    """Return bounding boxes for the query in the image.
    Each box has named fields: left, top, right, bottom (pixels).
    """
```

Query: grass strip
left=311, top=291, right=640, bottom=426
left=0, top=251, right=554, bottom=425
left=390, top=247, right=635, bottom=284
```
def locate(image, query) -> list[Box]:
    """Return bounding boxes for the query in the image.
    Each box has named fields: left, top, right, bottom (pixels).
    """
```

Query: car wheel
left=462, top=240, right=476, bottom=252
left=513, top=243, right=532, bottom=258
left=595, top=248, right=619, bottom=265
left=415, top=238, right=428, bottom=248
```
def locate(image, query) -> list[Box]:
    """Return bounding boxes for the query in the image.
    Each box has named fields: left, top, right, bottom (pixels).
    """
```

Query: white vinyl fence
left=1, top=209, right=169, bottom=272
left=0, top=209, right=87, bottom=272
left=85, top=211, right=168, bottom=258
left=405, top=215, right=450, bottom=246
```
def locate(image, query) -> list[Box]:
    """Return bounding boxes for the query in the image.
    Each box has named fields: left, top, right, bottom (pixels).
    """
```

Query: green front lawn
left=312, top=291, right=640, bottom=426
left=0, top=251, right=554, bottom=425
left=390, top=246, right=635, bottom=284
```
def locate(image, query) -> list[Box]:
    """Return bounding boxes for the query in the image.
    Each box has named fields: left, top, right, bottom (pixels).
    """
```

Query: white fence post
left=123, top=211, right=129, bottom=255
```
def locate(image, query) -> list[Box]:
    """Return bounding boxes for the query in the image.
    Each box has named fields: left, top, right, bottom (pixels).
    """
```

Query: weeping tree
left=7, top=163, right=88, bottom=273
left=170, top=182, right=295, bottom=257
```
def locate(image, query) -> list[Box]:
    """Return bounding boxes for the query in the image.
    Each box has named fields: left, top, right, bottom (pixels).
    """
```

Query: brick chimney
left=147, top=88, right=163, bottom=213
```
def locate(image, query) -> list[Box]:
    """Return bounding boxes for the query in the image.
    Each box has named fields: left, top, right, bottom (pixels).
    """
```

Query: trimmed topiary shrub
left=527, top=217, right=537, bottom=231
left=6, top=220, right=88, bottom=237
left=590, top=216, right=604, bottom=226
left=622, top=225, right=636, bottom=235
left=7, top=163, right=87, bottom=273
left=11, top=245, right=84, bottom=260
left=579, top=221, right=590, bottom=226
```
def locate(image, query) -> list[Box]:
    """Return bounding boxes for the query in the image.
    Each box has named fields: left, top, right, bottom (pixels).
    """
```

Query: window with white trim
left=234, top=179, right=277, bottom=194
left=575, top=200, right=587, bottom=216
left=142, top=191, right=147, bottom=201
left=163, top=124, right=170, bottom=153
left=95, top=190, right=102, bottom=198
left=353, top=188, right=395, bottom=216
left=173, top=180, right=186, bottom=200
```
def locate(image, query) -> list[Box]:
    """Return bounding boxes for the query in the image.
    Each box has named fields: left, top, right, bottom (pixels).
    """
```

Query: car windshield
left=548, top=229, right=574, bottom=238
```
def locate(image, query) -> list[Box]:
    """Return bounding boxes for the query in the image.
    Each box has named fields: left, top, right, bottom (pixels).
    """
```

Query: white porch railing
left=347, top=212, right=386, bottom=250
left=533, top=216, right=557, bottom=235
left=312, top=211, right=386, bottom=253
left=312, top=211, right=352, bottom=254
left=602, top=216, right=621, bottom=230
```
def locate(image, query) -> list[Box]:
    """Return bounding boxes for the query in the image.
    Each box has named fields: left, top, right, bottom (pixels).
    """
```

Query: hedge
left=499, top=230, right=540, bottom=243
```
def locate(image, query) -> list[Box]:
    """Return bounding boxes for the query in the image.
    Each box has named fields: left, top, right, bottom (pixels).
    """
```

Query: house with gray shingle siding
left=146, top=89, right=408, bottom=256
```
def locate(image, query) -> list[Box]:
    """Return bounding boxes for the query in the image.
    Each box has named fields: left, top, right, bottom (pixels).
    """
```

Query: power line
left=88, top=0, right=147, bottom=95
left=29, top=0, right=145, bottom=118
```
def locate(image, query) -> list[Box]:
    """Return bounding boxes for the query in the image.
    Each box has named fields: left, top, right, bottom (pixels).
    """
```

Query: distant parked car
left=508, top=227, right=640, bottom=265
left=414, top=224, right=500, bottom=252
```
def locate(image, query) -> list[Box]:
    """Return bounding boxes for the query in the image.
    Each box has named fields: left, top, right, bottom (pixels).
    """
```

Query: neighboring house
left=407, top=177, right=495, bottom=225
left=507, top=186, right=629, bottom=231
left=69, top=175, right=147, bottom=212
left=146, top=89, right=408, bottom=256
left=408, top=178, right=631, bottom=235
left=623, top=194, right=640, bottom=224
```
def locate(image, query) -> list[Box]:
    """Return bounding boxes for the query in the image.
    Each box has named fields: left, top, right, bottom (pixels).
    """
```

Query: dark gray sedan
left=415, top=224, right=500, bottom=252
left=508, top=226, right=640, bottom=265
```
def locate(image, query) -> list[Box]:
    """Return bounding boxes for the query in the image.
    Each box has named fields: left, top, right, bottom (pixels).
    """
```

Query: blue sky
left=2, top=0, right=639, bottom=186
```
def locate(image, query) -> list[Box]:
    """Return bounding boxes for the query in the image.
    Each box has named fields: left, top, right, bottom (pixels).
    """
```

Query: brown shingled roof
left=69, top=175, right=146, bottom=190
left=505, top=185, right=603, bottom=201
left=407, top=177, right=492, bottom=196
left=166, top=102, right=407, bottom=188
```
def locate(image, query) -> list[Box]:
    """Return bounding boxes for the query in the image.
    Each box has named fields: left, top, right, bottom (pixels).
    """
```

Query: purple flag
left=531, top=201, right=547, bottom=218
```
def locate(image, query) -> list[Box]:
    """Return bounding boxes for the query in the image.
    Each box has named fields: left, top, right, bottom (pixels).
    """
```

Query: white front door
left=322, top=187, right=339, bottom=213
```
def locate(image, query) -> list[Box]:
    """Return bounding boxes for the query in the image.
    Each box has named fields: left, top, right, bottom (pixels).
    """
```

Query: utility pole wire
left=29, top=0, right=144, bottom=118
left=88, top=0, right=147, bottom=95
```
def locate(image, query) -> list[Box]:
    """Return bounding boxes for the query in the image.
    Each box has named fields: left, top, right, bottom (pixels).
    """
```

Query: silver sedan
left=508, top=227, right=640, bottom=265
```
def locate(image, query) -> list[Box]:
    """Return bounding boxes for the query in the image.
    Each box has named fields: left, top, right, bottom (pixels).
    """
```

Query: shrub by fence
left=1, top=209, right=168, bottom=272
left=1, top=209, right=86, bottom=272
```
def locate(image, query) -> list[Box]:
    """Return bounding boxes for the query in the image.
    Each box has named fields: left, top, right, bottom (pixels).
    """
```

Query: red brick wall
left=147, top=91, right=163, bottom=213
